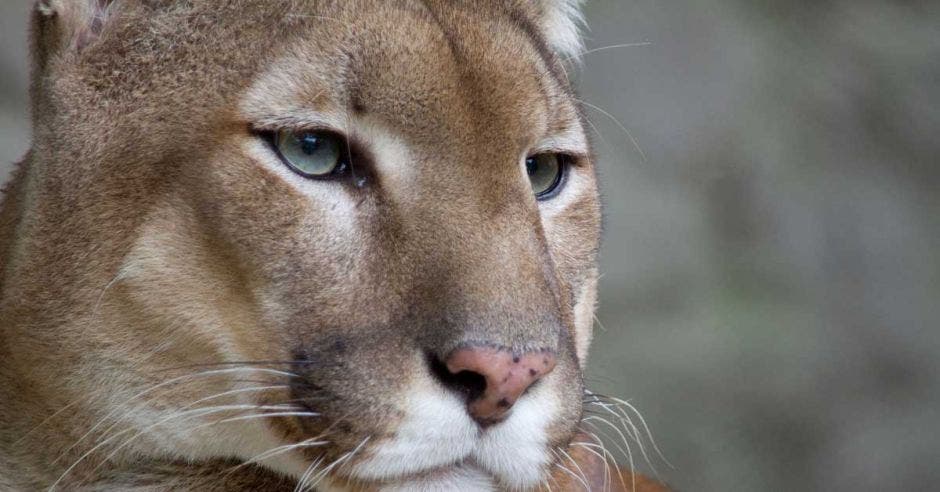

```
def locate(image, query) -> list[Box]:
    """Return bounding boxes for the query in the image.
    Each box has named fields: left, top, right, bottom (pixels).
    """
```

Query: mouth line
left=347, top=458, right=492, bottom=484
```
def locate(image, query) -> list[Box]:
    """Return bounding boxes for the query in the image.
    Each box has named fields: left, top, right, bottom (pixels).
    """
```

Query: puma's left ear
left=536, top=0, right=586, bottom=62
left=34, top=0, right=118, bottom=55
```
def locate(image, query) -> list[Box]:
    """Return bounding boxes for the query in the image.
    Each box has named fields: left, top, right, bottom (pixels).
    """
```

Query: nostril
left=427, top=353, right=487, bottom=401
left=428, top=345, right=558, bottom=427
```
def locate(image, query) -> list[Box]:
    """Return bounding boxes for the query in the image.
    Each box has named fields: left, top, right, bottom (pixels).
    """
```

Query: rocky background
left=2, top=1, right=938, bottom=490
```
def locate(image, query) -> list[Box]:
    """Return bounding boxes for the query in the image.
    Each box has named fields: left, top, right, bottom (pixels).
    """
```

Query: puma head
left=0, top=1, right=610, bottom=490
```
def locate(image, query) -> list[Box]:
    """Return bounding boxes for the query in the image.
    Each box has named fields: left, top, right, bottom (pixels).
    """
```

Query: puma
left=0, top=1, right=669, bottom=490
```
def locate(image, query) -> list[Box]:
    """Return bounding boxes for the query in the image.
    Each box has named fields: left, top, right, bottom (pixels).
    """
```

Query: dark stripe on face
left=413, top=0, right=575, bottom=134
left=418, top=0, right=469, bottom=66
left=418, top=0, right=571, bottom=93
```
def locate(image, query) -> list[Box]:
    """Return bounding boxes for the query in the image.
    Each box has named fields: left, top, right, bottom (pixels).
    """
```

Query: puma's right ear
left=33, top=0, right=117, bottom=57
left=535, top=0, right=586, bottom=62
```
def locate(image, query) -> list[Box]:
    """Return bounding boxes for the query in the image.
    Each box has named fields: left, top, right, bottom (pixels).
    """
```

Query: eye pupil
left=525, top=153, right=565, bottom=199
left=299, top=134, right=320, bottom=155
left=526, top=157, right=538, bottom=176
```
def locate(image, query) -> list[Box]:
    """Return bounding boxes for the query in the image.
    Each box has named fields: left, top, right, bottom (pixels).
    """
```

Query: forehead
left=240, top=0, right=581, bottom=147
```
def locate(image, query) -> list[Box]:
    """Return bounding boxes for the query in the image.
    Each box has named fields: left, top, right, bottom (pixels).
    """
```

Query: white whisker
left=228, top=436, right=330, bottom=476
left=565, top=42, right=652, bottom=62
left=576, top=99, right=647, bottom=163
left=95, top=404, right=296, bottom=464
left=18, top=340, right=173, bottom=447
left=306, top=436, right=370, bottom=489
left=582, top=416, right=636, bottom=491
left=559, top=447, right=592, bottom=491
left=294, top=456, right=324, bottom=492
left=186, top=410, right=320, bottom=434
left=52, top=367, right=297, bottom=467
left=552, top=449, right=590, bottom=491
left=607, top=396, right=674, bottom=469
left=63, top=382, right=288, bottom=470
left=588, top=399, right=656, bottom=474
left=570, top=441, right=610, bottom=491
left=49, top=403, right=292, bottom=491
left=575, top=435, right=628, bottom=492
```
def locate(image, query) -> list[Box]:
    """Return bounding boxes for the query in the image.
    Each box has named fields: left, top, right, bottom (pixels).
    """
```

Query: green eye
left=274, top=130, right=347, bottom=178
left=526, top=153, right=566, bottom=198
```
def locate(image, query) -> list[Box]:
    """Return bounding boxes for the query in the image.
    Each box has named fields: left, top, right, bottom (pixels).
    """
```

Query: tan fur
left=0, top=1, right=666, bottom=490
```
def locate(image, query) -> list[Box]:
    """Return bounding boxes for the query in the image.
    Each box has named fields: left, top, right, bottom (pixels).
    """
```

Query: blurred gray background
left=2, top=1, right=938, bottom=490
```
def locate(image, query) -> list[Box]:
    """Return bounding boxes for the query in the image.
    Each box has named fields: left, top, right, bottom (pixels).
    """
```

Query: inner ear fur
left=534, top=0, right=586, bottom=61
left=33, top=0, right=117, bottom=60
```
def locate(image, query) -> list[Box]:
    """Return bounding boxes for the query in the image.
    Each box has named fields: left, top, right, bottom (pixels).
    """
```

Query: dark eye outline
left=260, top=129, right=352, bottom=180
left=526, top=152, right=571, bottom=200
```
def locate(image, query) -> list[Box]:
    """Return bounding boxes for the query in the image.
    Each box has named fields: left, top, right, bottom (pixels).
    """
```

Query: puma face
left=2, top=1, right=601, bottom=490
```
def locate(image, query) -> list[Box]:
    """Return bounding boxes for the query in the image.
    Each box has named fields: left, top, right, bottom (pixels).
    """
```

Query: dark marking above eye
left=352, top=100, right=366, bottom=114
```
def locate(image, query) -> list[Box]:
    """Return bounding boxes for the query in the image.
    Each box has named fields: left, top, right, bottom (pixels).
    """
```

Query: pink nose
left=444, top=346, right=557, bottom=425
